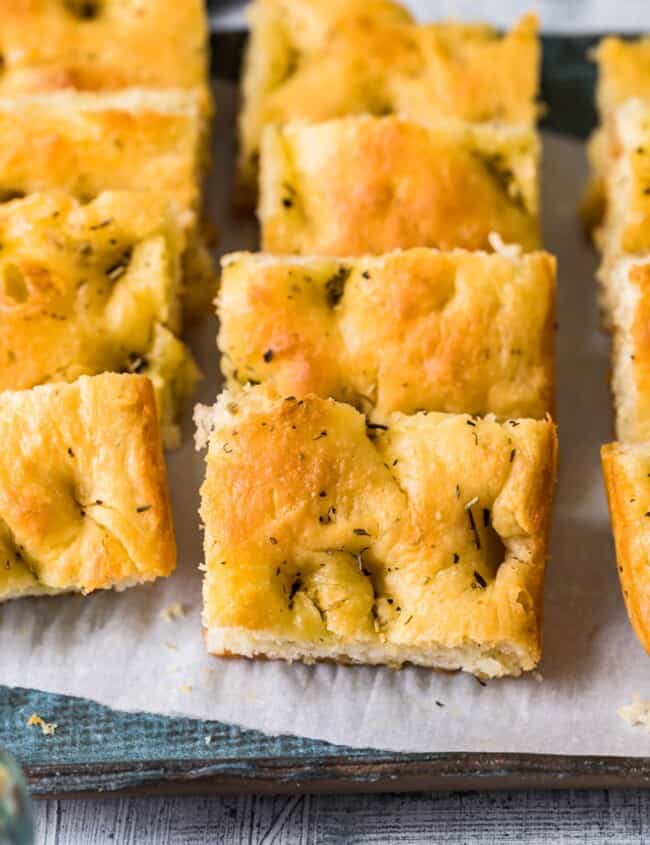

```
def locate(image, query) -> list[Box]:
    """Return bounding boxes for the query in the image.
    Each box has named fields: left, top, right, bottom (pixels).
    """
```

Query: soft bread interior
left=1, top=574, right=152, bottom=603
left=0, top=88, right=203, bottom=116
left=606, top=255, right=650, bottom=442
left=608, top=257, right=642, bottom=440
left=204, top=626, right=534, bottom=679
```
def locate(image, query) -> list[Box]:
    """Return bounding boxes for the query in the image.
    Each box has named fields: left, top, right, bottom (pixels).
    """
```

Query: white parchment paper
left=1, top=81, right=649, bottom=755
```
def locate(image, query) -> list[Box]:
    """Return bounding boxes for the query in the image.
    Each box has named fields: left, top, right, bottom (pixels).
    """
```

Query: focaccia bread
left=583, top=37, right=650, bottom=232
left=0, top=191, right=198, bottom=448
left=218, top=248, right=556, bottom=420
left=595, top=37, right=650, bottom=121
left=238, top=0, right=538, bottom=202
left=196, top=386, right=558, bottom=677
left=604, top=256, right=650, bottom=442
left=0, top=374, right=176, bottom=602
left=0, top=89, right=214, bottom=319
left=259, top=115, right=540, bottom=255
left=602, top=441, right=650, bottom=654
left=0, top=90, right=204, bottom=206
left=0, top=0, right=210, bottom=99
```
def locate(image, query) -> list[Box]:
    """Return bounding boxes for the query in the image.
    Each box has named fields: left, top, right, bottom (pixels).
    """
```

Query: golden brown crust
left=585, top=37, right=650, bottom=234
left=0, top=373, right=176, bottom=600
left=602, top=442, right=650, bottom=654
left=603, top=101, right=650, bottom=258
left=238, top=2, right=538, bottom=200
left=259, top=115, right=540, bottom=255
left=0, top=0, right=209, bottom=95
left=0, top=90, right=203, bottom=208
left=0, top=89, right=215, bottom=319
left=595, top=37, right=650, bottom=122
left=0, top=190, right=198, bottom=447
left=218, top=249, right=556, bottom=420
left=198, top=387, right=558, bottom=675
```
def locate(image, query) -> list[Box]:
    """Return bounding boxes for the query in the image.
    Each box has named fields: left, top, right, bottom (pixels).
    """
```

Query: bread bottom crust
left=0, top=574, right=157, bottom=604
left=204, top=625, right=536, bottom=679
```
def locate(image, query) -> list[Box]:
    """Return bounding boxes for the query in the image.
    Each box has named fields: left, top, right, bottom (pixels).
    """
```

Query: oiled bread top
left=199, top=387, right=557, bottom=666
left=0, top=374, right=175, bottom=598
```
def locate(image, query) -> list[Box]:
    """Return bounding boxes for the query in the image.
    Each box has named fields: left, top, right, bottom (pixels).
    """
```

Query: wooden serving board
left=3, top=32, right=641, bottom=798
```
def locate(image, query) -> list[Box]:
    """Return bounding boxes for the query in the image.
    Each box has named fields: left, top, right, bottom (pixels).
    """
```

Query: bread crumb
left=619, top=694, right=650, bottom=729
left=488, top=231, right=522, bottom=259
left=180, top=684, right=192, bottom=694
left=532, top=670, right=544, bottom=683
left=27, top=713, right=57, bottom=736
left=161, top=603, right=185, bottom=622
left=165, top=642, right=178, bottom=650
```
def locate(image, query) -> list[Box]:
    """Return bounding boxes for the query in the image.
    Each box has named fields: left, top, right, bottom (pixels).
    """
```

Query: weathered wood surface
left=33, top=790, right=650, bottom=844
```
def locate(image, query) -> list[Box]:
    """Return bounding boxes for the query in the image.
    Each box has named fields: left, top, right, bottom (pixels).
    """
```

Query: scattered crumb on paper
left=619, top=694, right=650, bottom=730
left=160, top=603, right=185, bottom=622
left=533, top=671, right=544, bottom=683
left=180, top=684, right=192, bottom=694
left=27, top=713, right=57, bottom=736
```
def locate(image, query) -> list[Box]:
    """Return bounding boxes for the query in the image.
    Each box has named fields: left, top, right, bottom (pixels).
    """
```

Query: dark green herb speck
left=467, top=507, right=481, bottom=550
left=325, top=266, right=351, bottom=307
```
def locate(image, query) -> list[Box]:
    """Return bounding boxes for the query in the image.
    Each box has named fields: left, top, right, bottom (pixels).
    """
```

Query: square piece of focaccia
left=0, top=191, right=199, bottom=448
left=0, top=0, right=210, bottom=99
left=604, top=255, right=650, bottom=442
left=584, top=37, right=650, bottom=231
left=218, top=248, right=556, bottom=421
left=0, top=374, right=176, bottom=602
left=602, top=441, right=650, bottom=654
left=237, top=0, right=538, bottom=202
left=0, top=89, right=214, bottom=319
left=259, top=115, right=540, bottom=255
left=196, top=386, right=558, bottom=678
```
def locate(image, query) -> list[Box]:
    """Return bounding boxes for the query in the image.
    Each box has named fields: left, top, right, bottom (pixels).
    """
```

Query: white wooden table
left=33, top=790, right=650, bottom=843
